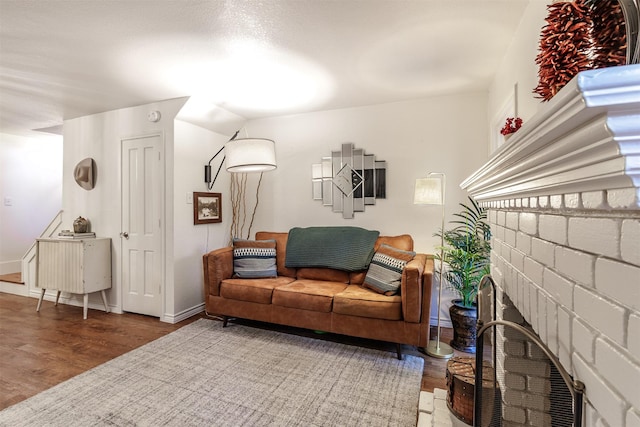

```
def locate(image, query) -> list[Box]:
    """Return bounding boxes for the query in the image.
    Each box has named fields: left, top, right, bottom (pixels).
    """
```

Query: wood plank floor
left=0, top=292, right=469, bottom=411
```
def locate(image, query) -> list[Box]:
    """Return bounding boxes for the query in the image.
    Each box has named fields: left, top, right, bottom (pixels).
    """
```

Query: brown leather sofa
left=202, top=231, right=434, bottom=358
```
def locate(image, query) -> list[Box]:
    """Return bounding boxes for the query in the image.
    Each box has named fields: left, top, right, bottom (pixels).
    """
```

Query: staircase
left=0, top=272, right=27, bottom=296
left=0, top=210, right=63, bottom=298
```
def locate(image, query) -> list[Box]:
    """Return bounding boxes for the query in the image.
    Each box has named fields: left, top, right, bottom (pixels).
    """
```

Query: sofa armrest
left=202, top=246, right=234, bottom=297
left=420, top=255, right=434, bottom=325
left=401, top=253, right=428, bottom=323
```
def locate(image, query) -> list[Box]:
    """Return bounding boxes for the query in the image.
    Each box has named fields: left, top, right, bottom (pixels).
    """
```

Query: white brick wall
left=543, top=268, right=573, bottom=309
left=621, top=219, right=640, bottom=266
left=573, top=353, right=626, bottom=427
left=573, top=317, right=595, bottom=363
left=557, top=306, right=571, bottom=371
left=539, top=215, right=567, bottom=245
left=554, top=246, right=595, bottom=287
left=608, top=188, right=638, bottom=209
left=506, top=372, right=526, bottom=390
left=595, top=338, right=640, bottom=409
left=484, top=194, right=640, bottom=427
left=516, top=231, right=532, bottom=255
left=594, top=258, right=640, bottom=311
left=630, top=313, right=640, bottom=357
left=519, top=212, right=537, bottom=235
left=574, top=286, right=626, bottom=347
left=531, top=238, right=555, bottom=268
left=628, top=408, right=640, bottom=427
left=581, top=191, right=606, bottom=209
left=568, top=217, right=620, bottom=258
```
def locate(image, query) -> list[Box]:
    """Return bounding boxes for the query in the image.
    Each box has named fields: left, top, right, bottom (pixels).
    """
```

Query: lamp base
left=422, top=340, right=454, bottom=359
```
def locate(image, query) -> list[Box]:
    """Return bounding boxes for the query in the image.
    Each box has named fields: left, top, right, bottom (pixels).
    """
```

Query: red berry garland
left=500, top=117, right=523, bottom=136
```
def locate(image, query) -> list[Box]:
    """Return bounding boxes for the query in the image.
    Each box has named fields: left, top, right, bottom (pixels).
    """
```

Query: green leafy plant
left=436, top=197, right=491, bottom=308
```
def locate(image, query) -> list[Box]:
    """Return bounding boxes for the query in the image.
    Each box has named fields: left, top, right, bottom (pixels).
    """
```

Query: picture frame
left=193, top=192, right=222, bottom=224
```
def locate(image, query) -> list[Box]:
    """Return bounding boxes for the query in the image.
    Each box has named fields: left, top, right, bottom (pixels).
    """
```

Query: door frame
left=119, top=132, right=166, bottom=319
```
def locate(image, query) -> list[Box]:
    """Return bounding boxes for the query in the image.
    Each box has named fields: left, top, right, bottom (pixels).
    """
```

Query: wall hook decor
left=73, top=157, right=96, bottom=191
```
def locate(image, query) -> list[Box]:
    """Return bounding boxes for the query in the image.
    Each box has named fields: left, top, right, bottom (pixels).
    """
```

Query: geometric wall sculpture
left=312, top=142, right=386, bottom=219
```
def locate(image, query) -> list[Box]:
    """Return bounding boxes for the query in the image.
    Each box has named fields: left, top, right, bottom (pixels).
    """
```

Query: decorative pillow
left=233, top=239, right=277, bottom=278
left=363, top=244, right=416, bottom=295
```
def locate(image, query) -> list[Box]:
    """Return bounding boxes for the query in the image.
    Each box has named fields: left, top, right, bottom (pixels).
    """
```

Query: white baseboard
left=162, top=303, right=205, bottom=324
left=0, top=281, right=29, bottom=296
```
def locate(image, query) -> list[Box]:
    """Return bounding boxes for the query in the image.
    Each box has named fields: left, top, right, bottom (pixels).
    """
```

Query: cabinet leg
left=83, top=294, right=88, bottom=320
left=54, top=291, right=61, bottom=306
left=36, top=288, right=46, bottom=312
left=100, top=290, right=110, bottom=313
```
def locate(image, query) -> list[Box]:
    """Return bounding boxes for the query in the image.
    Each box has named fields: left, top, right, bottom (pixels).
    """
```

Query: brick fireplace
left=461, top=65, right=640, bottom=427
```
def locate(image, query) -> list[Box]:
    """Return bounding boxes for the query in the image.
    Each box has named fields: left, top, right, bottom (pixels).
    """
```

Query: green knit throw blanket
left=285, top=226, right=380, bottom=272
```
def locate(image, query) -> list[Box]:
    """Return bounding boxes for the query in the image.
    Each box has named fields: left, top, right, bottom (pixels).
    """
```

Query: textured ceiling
left=0, top=0, right=530, bottom=137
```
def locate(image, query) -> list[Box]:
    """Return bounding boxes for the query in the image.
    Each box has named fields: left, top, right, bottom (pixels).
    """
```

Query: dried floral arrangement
left=533, top=0, right=627, bottom=101
left=500, top=117, right=523, bottom=136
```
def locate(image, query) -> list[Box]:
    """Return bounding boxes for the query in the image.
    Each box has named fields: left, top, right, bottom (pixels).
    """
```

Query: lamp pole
left=425, top=172, right=454, bottom=359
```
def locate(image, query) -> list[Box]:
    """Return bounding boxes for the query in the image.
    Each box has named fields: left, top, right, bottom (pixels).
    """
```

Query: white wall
left=487, top=1, right=550, bottom=154
left=171, top=120, right=237, bottom=318
left=62, top=97, right=188, bottom=319
left=0, top=132, right=62, bottom=274
left=246, top=93, right=490, bottom=254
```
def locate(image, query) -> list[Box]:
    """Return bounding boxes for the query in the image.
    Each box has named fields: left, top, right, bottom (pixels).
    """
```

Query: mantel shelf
left=461, top=65, right=640, bottom=208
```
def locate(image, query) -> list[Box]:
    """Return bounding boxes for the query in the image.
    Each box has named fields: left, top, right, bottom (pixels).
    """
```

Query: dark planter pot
left=449, top=300, right=477, bottom=353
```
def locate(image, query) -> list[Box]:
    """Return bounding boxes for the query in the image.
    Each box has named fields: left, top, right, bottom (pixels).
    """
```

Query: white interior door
left=121, top=134, right=163, bottom=317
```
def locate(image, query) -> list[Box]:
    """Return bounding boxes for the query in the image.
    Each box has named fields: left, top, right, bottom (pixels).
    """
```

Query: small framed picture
left=193, top=192, right=222, bottom=224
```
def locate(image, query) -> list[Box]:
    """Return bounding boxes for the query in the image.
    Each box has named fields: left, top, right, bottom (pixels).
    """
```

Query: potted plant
left=436, top=197, right=491, bottom=353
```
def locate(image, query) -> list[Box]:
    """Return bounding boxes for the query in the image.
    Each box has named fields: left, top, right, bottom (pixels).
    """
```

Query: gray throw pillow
left=233, top=239, right=277, bottom=278
left=363, top=244, right=415, bottom=295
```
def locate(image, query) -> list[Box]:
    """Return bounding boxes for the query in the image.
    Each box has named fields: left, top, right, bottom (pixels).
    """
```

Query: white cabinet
left=36, top=238, right=112, bottom=319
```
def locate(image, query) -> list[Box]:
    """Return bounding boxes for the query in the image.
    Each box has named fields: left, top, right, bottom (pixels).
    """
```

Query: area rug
left=0, top=318, right=423, bottom=426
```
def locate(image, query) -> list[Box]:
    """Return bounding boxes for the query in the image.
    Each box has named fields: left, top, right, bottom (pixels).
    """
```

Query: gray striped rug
left=0, top=318, right=422, bottom=426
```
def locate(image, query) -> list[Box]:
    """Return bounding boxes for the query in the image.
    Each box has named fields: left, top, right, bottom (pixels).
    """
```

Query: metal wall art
left=312, top=143, right=386, bottom=219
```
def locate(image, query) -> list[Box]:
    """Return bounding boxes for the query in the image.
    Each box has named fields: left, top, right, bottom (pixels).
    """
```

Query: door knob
left=120, top=232, right=129, bottom=239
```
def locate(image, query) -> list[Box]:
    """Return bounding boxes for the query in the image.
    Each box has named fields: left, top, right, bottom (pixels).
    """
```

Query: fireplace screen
left=473, top=277, right=584, bottom=427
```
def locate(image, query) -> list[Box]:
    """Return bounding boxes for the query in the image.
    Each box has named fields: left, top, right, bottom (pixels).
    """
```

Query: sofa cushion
left=349, top=270, right=367, bottom=286
left=333, top=285, right=402, bottom=320
left=272, top=280, right=348, bottom=312
left=363, top=244, right=416, bottom=295
left=297, top=268, right=350, bottom=283
left=233, top=239, right=277, bottom=278
left=221, top=277, right=295, bottom=304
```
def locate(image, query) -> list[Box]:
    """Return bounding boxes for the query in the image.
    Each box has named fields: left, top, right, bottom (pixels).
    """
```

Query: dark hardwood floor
left=0, top=292, right=469, bottom=411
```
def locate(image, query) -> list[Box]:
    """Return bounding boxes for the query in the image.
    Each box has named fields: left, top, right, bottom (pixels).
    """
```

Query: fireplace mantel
left=462, top=65, right=640, bottom=207
left=458, top=66, right=640, bottom=427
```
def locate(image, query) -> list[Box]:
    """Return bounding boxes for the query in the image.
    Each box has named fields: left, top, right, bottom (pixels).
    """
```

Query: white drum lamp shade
left=225, top=138, right=277, bottom=173
left=414, top=177, right=443, bottom=205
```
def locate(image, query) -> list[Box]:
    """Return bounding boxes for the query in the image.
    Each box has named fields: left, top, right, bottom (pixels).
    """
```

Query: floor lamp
left=414, top=173, right=454, bottom=359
